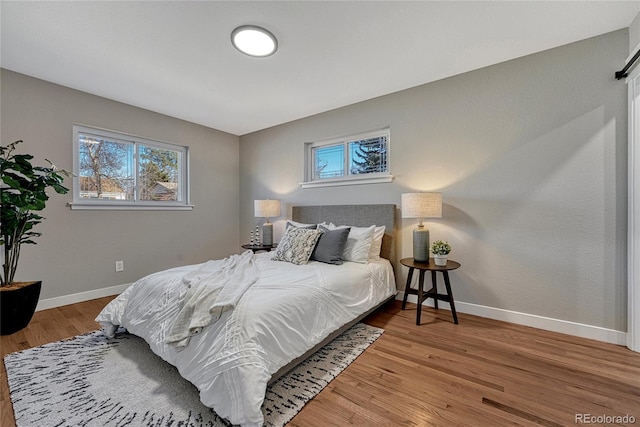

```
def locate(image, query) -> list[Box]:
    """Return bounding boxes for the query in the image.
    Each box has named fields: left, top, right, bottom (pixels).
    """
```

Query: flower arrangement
left=430, top=240, right=451, bottom=256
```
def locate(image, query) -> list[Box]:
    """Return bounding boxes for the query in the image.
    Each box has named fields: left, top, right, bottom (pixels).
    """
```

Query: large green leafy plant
left=1, top=140, right=69, bottom=286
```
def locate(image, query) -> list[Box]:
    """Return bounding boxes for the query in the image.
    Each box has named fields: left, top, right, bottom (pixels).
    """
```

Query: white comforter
left=96, top=251, right=396, bottom=427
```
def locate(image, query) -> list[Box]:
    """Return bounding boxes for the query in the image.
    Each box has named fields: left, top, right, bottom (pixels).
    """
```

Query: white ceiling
left=2, top=1, right=638, bottom=136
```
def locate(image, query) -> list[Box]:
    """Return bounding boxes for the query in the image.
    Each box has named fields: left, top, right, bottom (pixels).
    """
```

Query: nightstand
left=400, top=257, right=461, bottom=325
left=242, top=244, right=276, bottom=253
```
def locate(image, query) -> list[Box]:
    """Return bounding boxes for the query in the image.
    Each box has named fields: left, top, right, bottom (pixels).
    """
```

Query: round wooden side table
left=399, top=257, right=461, bottom=325
left=241, top=244, right=276, bottom=253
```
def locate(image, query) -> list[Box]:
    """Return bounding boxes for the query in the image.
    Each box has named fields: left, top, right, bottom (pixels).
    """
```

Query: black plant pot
left=0, top=281, right=42, bottom=335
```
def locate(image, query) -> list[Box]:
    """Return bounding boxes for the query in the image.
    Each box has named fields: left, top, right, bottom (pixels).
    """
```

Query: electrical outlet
left=115, top=261, right=124, bottom=272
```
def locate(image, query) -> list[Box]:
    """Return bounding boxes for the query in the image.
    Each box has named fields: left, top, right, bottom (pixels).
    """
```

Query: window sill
left=68, top=202, right=194, bottom=211
left=299, top=174, right=394, bottom=189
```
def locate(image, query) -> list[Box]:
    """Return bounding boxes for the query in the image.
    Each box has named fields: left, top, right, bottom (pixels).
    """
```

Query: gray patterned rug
left=4, top=322, right=383, bottom=427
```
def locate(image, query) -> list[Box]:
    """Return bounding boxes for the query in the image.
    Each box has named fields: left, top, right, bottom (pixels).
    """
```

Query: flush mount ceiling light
left=231, top=25, right=277, bottom=57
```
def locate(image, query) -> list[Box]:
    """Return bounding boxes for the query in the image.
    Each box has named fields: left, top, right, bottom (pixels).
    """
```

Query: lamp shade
left=401, top=193, right=442, bottom=219
left=254, top=199, right=281, bottom=219
left=402, top=192, right=442, bottom=262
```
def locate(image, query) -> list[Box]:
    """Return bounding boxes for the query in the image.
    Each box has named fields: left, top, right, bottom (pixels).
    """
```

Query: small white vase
left=433, top=254, right=448, bottom=266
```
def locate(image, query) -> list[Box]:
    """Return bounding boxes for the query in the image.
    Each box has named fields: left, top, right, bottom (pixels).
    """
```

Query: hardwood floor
left=2, top=297, right=639, bottom=426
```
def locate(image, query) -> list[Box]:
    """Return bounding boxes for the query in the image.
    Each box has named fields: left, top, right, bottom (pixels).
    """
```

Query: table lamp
left=401, top=192, right=442, bottom=262
left=254, top=199, right=281, bottom=246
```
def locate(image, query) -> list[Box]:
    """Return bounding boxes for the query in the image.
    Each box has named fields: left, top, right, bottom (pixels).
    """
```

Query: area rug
left=4, top=322, right=383, bottom=427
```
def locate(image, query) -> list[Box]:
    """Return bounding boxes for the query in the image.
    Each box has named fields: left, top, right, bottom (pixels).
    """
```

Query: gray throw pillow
left=311, top=226, right=351, bottom=265
left=285, top=220, right=318, bottom=230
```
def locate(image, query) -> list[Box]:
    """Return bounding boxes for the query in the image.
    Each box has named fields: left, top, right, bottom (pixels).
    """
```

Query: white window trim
left=67, top=203, right=194, bottom=211
left=627, top=64, right=640, bottom=352
left=300, top=174, right=394, bottom=189
left=69, top=124, right=192, bottom=211
left=300, top=127, right=393, bottom=188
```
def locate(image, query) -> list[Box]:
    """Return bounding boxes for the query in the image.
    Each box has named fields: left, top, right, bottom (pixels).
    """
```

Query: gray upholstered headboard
left=292, top=204, right=397, bottom=265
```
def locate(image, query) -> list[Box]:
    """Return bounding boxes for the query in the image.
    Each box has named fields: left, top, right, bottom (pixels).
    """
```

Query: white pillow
left=326, top=224, right=375, bottom=263
left=369, top=225, right=386, bottom=260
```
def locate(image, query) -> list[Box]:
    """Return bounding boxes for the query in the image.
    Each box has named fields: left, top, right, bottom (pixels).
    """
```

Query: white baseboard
left=398, top=293, right=627, bottom=346
left=36, top=283, right=131, bottom=312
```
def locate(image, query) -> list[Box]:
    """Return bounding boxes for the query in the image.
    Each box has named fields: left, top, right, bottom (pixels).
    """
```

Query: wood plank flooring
left=1, top=297, right=639, bottom=426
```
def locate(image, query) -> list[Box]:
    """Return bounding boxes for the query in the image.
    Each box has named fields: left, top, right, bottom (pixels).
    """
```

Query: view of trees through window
left=78, top=132, right=181, bottom=202
left=350, top=136, right=388, bottom=175
left=312, top=132, right=388, bottom=180
left=79, top=135, right=134, bottom=200
left=138, top=146, right=179, bottom=201
left=314, top=144, right=344, bottom=179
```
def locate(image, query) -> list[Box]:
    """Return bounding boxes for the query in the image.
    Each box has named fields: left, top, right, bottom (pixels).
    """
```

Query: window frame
left=301, top=128, right=393, bottom=188
left=70, top=124, right=192, bottom=210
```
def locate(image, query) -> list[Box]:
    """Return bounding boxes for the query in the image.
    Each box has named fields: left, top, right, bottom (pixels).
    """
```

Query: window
left=302, top=128, right=392, bottom=188
left=71, top=125, right=191, bottom=210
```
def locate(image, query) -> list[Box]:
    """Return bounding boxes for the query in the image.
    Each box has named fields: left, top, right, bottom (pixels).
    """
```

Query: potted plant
left=431, top=240, right=451, bottom=266
left=1, top=140, right=70, bottom=335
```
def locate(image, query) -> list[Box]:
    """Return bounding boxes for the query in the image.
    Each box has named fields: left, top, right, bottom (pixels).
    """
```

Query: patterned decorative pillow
left=271, top=227, right=322, bottom=265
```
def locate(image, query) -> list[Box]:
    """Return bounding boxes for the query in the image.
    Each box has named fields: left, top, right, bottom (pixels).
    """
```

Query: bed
left=95, top=204, right=397, bottom=427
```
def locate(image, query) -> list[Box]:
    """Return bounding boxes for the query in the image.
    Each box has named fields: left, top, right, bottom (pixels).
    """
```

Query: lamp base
left=413, top=226, right=429, bottom=262
left=262, top=222, right=273, bottom=246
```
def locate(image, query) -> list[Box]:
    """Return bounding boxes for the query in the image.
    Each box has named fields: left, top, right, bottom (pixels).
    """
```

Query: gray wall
left=630, top=12, right=639, bottom=55
left=240, top=30, right=629, bottom=332
left=1, top=70, right=240, bottom=300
